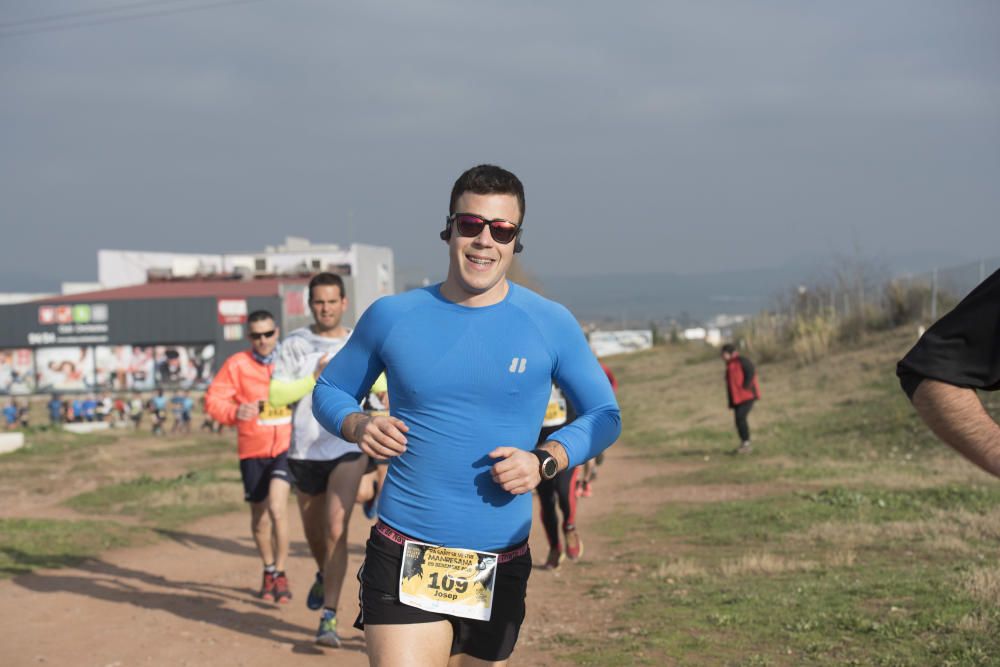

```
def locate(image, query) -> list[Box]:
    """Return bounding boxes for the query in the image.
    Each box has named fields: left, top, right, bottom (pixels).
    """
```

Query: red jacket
left=205, top=350, right=291, bottom=460
left=725, top=353, right=760, bottom=407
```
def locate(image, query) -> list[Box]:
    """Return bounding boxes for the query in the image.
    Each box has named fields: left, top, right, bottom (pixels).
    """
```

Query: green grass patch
left=647, top=485, right=1000, bottom=548
left=654, top=460, right=846, bottom=486
left=146, top=437, right=233, bottom=458
left=571, top=562, right=1000, bottom=666
left=8, top=430, right=118, bottom=459
left=65, top=466, right=242, bottom=528
left=0, top=518, right=147, bottom=577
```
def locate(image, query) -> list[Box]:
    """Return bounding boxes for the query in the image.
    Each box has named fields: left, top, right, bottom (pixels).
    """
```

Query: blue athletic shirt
left=313, top=282, right=621, bottom=552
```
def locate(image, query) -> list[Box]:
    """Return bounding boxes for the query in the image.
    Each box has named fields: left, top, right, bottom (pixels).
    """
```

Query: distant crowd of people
left=2, top=389, right=228, bottom=436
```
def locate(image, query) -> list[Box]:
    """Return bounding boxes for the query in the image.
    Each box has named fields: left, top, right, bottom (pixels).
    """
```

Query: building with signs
left=0, top=237, right=393, bottom=395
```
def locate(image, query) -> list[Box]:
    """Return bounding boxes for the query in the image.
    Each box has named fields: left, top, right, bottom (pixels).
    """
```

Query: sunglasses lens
left=455, top=216, right=486, bottom=238
left=489, top=222, right=518, bottom=244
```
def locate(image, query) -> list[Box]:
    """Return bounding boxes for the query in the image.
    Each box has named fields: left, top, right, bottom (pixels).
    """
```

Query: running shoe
left=565, top=528, right=584, bottom=561
left=306, top=571, right=324, bottom=610
left=736, top=441, right=753, bottom=455
left=259, top=570, right=276, bottom=602
left=273, top=571, right=292, bottom=604
left=543, top=548, right=565, bottom=570
left=316, top=609, right=341, bottom=648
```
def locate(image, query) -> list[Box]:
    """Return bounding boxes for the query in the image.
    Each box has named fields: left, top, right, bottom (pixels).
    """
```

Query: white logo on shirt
left=508, top=357, right=527, bottom=373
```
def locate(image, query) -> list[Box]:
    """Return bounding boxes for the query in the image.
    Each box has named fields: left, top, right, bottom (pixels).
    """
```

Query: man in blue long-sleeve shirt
left=312, top=164, right=621, bottom=666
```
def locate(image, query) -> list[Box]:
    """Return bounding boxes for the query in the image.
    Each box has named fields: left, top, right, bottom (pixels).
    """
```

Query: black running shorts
left=354, top=524, right=532, bottom=662
left=239, top=451, right=292, bottom=503
left=288, top=453, right=364, bottom=496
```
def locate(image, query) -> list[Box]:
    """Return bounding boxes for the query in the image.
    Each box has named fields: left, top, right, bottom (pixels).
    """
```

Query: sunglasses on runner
left=448, top=213, right=521, bottom=244
left=248, top=330, right=276, bottom=341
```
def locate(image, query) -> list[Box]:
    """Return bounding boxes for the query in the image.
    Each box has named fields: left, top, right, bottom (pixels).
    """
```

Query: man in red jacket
left=721, top=344, right=760, bottom=454
left=206, top=310, right=294, bottom=602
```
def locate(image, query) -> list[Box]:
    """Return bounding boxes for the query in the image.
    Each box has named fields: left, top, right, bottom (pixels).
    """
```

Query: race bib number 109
left=398, top=541, right=498, bottom=621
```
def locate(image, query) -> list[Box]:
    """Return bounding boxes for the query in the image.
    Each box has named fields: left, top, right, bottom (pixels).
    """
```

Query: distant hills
left=538, top=252, right=997, bottom=324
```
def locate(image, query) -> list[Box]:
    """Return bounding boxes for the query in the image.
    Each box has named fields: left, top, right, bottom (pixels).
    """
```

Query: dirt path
left=1, top=445, right=702, bottom=666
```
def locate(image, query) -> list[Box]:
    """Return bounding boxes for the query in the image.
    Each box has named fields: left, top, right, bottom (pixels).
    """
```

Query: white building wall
left=350, top=244, right=395, bottom=317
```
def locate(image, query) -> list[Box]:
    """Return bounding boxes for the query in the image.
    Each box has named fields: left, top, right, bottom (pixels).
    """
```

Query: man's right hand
left=236, top=402, right=259, bottom=421
left=344, top=412, right=409, bottom=459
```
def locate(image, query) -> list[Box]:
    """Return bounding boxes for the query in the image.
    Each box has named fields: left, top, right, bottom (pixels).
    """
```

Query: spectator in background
left=130, top=394, right=144, bottom=430
left=179, top=390, right=194, bottom=435
left=16, top=400, right=29, bottom=429
left=721, top=343, right=761, bottom=454
left=897, top=268, right=1000, bottom=477
left=48, top=394, right=63, bottom=427
left=4, top=399, right=18, bottom=431
left=82, top=395, right=98, bottom=422
left=149, top=389, right=167, bottom=436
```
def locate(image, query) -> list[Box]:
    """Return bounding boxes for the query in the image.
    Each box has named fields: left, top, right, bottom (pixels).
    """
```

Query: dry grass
left=798, top=508, right=1000, bottom=557
left=719, top=552, right=817, bottom=577
left=146, top=482, right=236, bottom=508
left=960, top=565, right=1000, bottom=608
left=654, top=558, right=706, bottom=580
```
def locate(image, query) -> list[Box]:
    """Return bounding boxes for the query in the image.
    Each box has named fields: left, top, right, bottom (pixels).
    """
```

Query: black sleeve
left=739, top=356, right=756, bottom=390
left=896, top=268, right=1000, bottom=400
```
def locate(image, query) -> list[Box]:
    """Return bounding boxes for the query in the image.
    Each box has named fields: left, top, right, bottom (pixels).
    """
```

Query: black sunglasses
left=448, top=213, right=521, bottom=245
left=249, top=329, right=276, bottom=341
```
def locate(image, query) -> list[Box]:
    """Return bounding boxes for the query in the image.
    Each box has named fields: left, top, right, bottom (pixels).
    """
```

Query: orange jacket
left=205, top=349, right=291, bottom=460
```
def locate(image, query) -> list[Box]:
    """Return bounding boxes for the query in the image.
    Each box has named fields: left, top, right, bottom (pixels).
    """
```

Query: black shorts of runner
left=355, top=523, right=532, bottom=662
left=288, top=453, right=364, bottom=496
left=239, top=451, right=292, bottom=503
left=364, top=456, right=390, bottom=474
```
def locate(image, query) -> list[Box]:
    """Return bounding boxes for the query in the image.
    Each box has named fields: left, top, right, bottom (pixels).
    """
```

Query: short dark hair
left=248, top=310, right=275, bottom=324
left=449, top=164, right=525, bottom=223
left=309, top=272, right=345, bottom=301
left=721, top=344, right=736, bottom=354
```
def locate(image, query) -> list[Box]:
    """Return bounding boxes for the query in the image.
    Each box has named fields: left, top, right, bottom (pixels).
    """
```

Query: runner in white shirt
left=269, top=272, right=367, bottom=648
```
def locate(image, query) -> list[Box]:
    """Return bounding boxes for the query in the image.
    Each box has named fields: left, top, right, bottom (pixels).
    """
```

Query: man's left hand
left=488, top=447, right=541, bottom=495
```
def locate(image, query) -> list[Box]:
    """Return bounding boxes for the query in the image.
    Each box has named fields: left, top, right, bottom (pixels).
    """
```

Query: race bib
left=541, top=385, right=568, bottom=427
left=256, top=401, right=292, bottom=426
left=398, top=541, right=498, bottom=621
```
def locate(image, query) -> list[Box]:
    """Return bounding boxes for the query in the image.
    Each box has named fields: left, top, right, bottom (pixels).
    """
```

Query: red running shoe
left=565, top=528, right=584, bottom=561
left=274, top=571, right=292, bottom=604
left=259, top=571, right=276, bottom=602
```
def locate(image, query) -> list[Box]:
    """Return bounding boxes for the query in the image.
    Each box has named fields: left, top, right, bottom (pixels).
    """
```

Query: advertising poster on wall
left=94, top=346, right=156, bottom=391
left=0, top=348, right=35, bottom=395
left=154, top=344, right=215, bottom=389
left=35, top=347, right=95, bottom=392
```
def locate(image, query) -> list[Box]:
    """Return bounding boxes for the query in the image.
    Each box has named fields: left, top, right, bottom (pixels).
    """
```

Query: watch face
left=542, top=457, right=558, bottom=479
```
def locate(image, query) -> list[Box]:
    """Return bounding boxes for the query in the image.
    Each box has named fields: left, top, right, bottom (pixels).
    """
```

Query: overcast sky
left=2, top=0, right=998, bottom=292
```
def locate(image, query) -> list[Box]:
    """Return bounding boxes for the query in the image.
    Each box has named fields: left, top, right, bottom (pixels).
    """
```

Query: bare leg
left=250, top=500, right=274, bottom=566
left=323, top=455, right=368, bottom=608
left=297, top=490, right=327, bottom=569
left=367, top=621, right=453, bottom=667
left=267, top=477, right=291, bottom=572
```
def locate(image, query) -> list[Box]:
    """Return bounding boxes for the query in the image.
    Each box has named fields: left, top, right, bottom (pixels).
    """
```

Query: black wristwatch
left=531, top=449, right=559, bottom=481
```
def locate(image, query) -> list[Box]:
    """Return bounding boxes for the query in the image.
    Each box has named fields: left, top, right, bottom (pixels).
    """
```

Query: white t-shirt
left=273, top=326, right=360, bottom=461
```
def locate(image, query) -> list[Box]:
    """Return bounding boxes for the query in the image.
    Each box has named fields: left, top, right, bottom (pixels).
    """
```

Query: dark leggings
left=537, top=466, right=580, bottom=550
left=734, top=400, right=754, bottom=441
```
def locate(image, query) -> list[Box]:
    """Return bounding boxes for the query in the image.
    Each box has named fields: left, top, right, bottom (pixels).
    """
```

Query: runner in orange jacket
left=205, top=310, right=294, bottom=603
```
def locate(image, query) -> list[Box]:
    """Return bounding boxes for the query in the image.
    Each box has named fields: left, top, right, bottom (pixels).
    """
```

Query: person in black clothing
left=721, top=344, right=761, bottom=454
left=536, top=384, right=584, bottom=569
left=897, top=268, right=1000, bottom=478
